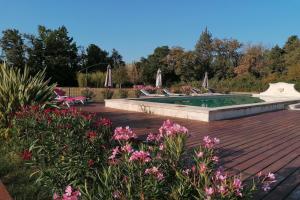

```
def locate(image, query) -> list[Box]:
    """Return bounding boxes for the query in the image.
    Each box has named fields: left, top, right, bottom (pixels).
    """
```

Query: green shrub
left=101, top=89, right=114, bottom=99
left=81, top=88, right=96, bottom=99
left=127, top=89, right=140, bottom=98
left=112, top=89, right=128, bottom=99
left=0, top=65, right=55, bottom=126
left=77, top=72, right=106, bottom=88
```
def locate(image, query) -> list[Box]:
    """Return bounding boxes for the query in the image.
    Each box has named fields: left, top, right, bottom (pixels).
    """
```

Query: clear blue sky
left=0, top=0, right=299, bottom=63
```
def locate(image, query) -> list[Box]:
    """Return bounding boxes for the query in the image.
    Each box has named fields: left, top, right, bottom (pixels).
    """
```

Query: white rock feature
left=253, top=82, right=300, bottom=101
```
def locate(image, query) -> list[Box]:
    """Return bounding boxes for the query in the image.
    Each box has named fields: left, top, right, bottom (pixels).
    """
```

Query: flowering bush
left=181, top=85, right=193, bottom=95
left=11, top=105, right=112, bottom=194
left=11, top=105, right=276, bottom=199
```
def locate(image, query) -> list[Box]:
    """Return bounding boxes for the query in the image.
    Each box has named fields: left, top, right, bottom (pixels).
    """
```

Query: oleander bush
left=9, top=105, right=276, bottom=200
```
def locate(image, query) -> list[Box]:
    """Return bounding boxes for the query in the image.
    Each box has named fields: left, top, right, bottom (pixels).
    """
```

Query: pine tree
left=0, top=29, right=26, bottom=69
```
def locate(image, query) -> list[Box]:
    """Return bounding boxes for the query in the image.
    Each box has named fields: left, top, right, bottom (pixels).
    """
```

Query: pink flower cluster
left=145, top=166, right=164, bottom=181
left=203, top=136, right=220, bottom=148
left=159, top=120, right=188, bottom=137
left=86, top=131, right=97, bottom=140
left=112, top=126, right=137, bottom=141
left=108, top=144, right=134, bottom=163
left=133, top=85, right=156, bottom=91
left=95, top=118, right=112, bottom=127
left=129, top=150, right=151, bottom=163
left=53, top=185, right=81, bottom=200
left=133, top=85, right=145, bottom=89
left=259, top=172, right=276, bottom=191
left=146, top=132, right=163, bottom=143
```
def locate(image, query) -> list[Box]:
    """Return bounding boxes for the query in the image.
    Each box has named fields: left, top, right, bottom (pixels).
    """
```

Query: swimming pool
left=105, top=94, right=300, bottom=122
left=137, top=95, right=264, bottom=108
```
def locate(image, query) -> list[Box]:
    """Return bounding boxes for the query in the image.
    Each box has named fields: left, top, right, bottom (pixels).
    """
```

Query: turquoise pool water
left=137, top=95, right=264, bottom=108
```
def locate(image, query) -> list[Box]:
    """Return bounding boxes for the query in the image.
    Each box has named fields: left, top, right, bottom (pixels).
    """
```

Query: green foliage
left=77, top=71, right=106, bottom=87
left=0, top=29, right=26, bottom=69
left=81, top=88, right=96, bottom=99
left=101, top=89, right=114, bottom=99
left=112, top=89, right=128, bottom=99
left=112, top=66, right=129, bottom=88
left=85, top=44, right=109, bottom=72
left=0, top=135, right=50, bottom=199
left=0, top=65, right=55, bottom=125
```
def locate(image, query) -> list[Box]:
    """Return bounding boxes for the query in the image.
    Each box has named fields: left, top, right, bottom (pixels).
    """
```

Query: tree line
left=0, top=26, right=125, bottom=86
left=1, top=26, right=300, bottom=90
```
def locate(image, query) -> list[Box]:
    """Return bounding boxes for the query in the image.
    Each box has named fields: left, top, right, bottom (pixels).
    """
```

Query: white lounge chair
left=163, top=89, right=185, bottom=96
left=140, top=89, right=166, bottom=97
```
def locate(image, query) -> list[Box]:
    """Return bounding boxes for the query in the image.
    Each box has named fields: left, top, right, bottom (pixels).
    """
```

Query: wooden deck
left=79, top=103, right=300, bottom=200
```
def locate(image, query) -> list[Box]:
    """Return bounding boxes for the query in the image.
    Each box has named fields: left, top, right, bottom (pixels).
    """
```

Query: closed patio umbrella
left=104, top=65, right=112, bottom=88
left=155, top=68, right=162, bottom=88
left=202, top=71, right=209, bottom=90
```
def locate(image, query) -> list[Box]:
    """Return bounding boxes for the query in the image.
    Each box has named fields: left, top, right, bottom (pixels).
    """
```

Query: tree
left=195, top=28, right=214, bottom=74
left=26, top=34, right=45, bottom=74
left=212, top=39, right=241, bottom=79
left=112, top=66, right=129, bottom=88
left=235, top=45, right=267, bottom=77
left=139, top=46, right=171, bottom=85
left=31, top=25, right=79, bottom=86
left=266, top=45, right=286, bottom=74
left=283, top=35, right=300, bottom=66
left=85, top=44, right=109, bottom=72
left=0, top=29, right=26, bottom=69
left=110, top=48, right=125, bottom=68
left=175, top=51, right=198, bottom=82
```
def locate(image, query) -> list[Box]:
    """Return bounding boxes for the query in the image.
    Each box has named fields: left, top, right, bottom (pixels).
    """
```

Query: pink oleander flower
left=146, top=132, right=163, bottom=142
left=267, top=172, right=276, bottom=181
left=95, top=118, right=112, bottom=127
left=113, top=126, right=137, bottom=141
left=212, top=156, right=219, bottom=163
left=233, top=178, right=243, bottom=190
left=203, top=136, right=220, bottom=148
left=21, top=149, right=32, bottom=160
left=183, top=168, right=191, bottom=176
left=215, top=170, right=227, bottom=182
left=199, top=163, right=207, bottom=174
left=53, top=193, right=60, bottom=200
left=262, top=184, right=271, bottom=192
left=196, top=151, right=204, bottom=158
left=87, top=131, right=97, bottom=140
left=129, top=150, right=151, bottom=163
left=113, top=190, right=121, bottom=199
left=121, top=143, right=133, bottom=153
left=159, top=143, right=164, bottom=151
left=54, top=185, right=81, bottom=200
left=156, top=152, right=162, bottom=160
left=191, top=165, right=196, bottom=172
left=88, top=159, right=95, bottom=167
left=145, top=166, right=164, bottom=181
left=218, top=185, right=227, bottom=195
left=261, top=172, right=276, bottom=192
left=109, top=146, right=120, bottom=160
left=205, top=187, right=214, bottom=197
left=159, top=120, right=188, bottom=137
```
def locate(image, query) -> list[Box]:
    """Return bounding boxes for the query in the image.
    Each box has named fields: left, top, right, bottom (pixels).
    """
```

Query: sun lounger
left=163, top=89, right=185, bottom=96
left=140, top=89, right=166, bottom=97
left=54, top=88, right=87, bottom=107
